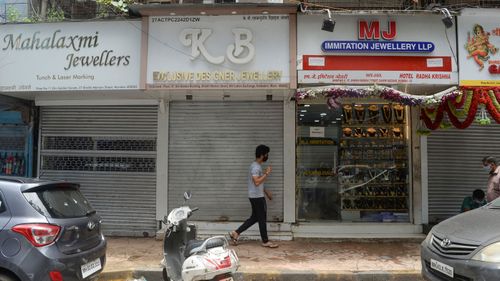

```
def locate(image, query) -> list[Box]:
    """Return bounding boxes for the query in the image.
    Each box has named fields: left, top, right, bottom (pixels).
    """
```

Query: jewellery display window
left=339, top=101, right=409, bottom=222
left=296, top=100, right=410, bottom=223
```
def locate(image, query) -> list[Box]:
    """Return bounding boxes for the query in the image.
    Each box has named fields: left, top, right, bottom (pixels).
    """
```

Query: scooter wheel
left=162, top=268, right=171, bottom=281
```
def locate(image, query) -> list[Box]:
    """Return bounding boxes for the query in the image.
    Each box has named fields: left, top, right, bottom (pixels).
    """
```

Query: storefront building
left=0, top=20, right=158, bottom=236
left=137, top=4, right=298, bottom=237
left=295, top=13, right=458, bottom=237
left=424, top=8, right=500, bottom=224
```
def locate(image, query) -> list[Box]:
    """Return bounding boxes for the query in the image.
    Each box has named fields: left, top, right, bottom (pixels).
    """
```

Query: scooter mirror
left=184, top=191, right=192, bottom=201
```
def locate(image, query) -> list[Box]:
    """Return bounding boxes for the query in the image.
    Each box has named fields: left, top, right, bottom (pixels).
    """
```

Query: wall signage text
left=322, top=20, right=435, bottom=53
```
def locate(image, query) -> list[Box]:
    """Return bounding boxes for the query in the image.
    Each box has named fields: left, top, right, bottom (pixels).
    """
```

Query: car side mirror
left=184, top=191, right=192, bottom=201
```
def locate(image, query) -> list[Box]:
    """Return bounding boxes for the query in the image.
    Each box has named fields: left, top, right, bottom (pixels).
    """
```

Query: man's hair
left=255, top=145, right=270, bottom=158
left=472, top=189, right=485, bottom=200
left=483, top=156, right=497, bottom=165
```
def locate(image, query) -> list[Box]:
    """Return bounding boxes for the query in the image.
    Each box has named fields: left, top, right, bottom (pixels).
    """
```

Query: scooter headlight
left=174, top=209, right=186, bottom=220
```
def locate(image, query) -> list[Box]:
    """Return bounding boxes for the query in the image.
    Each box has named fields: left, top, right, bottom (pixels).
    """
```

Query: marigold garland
left=296, top=85, right=460, bottom=107
left=296, top=85, right=500, bottom=130
left=421, top=87, right=500, bottom=130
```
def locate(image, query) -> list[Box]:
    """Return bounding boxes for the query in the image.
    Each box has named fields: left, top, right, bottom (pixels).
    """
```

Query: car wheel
left=0, top=273, right=17, bottom=281
left=162, top=268, right=171, bottom=281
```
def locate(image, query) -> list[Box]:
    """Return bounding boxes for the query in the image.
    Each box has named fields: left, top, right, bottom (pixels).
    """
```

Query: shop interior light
left=304, top=104, right=311, bottom=107
left=320, top=113, right=327, bottom=116
left=321, top=9, right=335, bottom=32
left=300, top=114, right=305, bottom=117
left=301, top=110, right=307, bottom=113
left=314, top=120, right=320, bottom=122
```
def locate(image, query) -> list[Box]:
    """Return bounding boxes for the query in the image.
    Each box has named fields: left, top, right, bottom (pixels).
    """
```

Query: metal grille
left=44, top=136, right=94, bottom=150
left=0, top=136, right=25, bottom=151
left=431, top=234, right=479, bottom=256
left=39, top=105, right=158, bottom=236
left=42, top=156, right=156, bottom=172
left=96, top=139, right=156, bottom=151
left=43, top=136, right=156, bottom=151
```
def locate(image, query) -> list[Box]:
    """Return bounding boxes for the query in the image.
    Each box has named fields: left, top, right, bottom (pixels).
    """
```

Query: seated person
left=461, top=189, right=487, bottom=212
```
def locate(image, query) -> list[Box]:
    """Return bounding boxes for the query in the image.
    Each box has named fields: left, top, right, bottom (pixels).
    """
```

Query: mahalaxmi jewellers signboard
left=0, top=21, right=141, bottom=92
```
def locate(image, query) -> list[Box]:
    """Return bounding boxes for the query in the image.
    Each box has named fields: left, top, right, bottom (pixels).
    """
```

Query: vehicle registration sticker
left=81, top=258, right=102, bottom=279
left=430, top=258, right=454, bottom=278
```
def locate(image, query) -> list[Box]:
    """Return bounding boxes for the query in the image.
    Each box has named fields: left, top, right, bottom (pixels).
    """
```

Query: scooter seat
left=184, top=238, right=225, bottom=257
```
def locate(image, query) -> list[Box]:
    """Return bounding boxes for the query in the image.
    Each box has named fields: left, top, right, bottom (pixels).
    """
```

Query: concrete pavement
left=97, top=237, right=425, bottom=281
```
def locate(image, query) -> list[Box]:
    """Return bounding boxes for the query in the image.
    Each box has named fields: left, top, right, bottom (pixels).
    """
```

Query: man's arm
left=264, top=188, right=273, bottom=201
left=252, top=166, right=272, bottom=186
left=252, top=173, right=269, bottom=187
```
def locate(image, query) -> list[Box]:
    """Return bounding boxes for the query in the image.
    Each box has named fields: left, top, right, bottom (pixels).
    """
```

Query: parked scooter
left=161, top=192, right=239, bottom=281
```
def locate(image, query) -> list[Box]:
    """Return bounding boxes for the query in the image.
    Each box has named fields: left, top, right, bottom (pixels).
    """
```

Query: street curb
left=98, top=269, right=424, bottom=281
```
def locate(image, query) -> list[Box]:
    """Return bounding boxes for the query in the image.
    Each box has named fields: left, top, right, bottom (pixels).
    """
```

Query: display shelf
left=339, top=102, right=409, bottom=220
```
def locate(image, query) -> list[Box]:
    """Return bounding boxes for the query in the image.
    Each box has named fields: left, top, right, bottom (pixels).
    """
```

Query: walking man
left=229, top=144, right=278, bottom=248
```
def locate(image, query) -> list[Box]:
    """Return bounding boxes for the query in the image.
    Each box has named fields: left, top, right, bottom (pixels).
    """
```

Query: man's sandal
left=228, top=231, right=238, bottom=246
left=261, top=242, right=278, bottom=248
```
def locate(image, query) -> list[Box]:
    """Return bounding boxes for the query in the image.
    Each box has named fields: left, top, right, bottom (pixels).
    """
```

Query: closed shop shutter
left=168, top=101, right=284, bottom=221
left=427, top=123, right=500, bottom=222
left=39, top=105, right=158, bottom=236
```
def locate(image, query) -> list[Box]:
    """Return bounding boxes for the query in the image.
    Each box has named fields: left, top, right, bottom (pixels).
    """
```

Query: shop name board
left=2, top=29, right=132, bottom=71
left=0, top=21, right=141, bottom=92
left=147, top=15, right=290, bottom=89
left=322, top=20, right=435, bottom=53
left=322, top=41, right=434, bottom=52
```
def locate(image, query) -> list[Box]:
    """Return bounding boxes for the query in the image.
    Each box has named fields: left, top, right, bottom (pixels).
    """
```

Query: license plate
left=81, top=258, right=102, bottom=279
left=430, top=258, right=454, bottom=278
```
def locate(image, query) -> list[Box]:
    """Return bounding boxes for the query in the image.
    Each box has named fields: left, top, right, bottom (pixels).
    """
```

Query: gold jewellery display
left=354, top=105, right=365, bottom=124
left=368, top=105, right=379, bottom=124
left=393, top=104, right=405, bottom=124
left=342, top=105, right=353, bottom=124
left=382, top=104, right=392, bottom=124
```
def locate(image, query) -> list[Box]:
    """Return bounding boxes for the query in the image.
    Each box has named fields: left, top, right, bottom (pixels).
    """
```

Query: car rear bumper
left=421, top=243, right=500, bottom=281
left=19, top=236, right=107, bottom=281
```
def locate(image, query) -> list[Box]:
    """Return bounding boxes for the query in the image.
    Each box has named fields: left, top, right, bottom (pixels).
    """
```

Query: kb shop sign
left=147, top=15, right=291, bottom=89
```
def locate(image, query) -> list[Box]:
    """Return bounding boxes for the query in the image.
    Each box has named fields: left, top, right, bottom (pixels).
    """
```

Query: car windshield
left=23, top=186, right=95, bottom=218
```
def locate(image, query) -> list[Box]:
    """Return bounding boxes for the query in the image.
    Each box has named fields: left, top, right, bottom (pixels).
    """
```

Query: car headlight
left=472, top=242, right=500, bottom=263
left=423, top=232, right=433, bottom=246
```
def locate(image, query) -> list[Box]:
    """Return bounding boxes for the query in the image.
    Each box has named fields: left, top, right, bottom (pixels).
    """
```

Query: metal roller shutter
left=427, top=123, right=500, bottom=223
left=168, top=101, right=284, bottom=222
left=39, top=106, right=158, bottom=236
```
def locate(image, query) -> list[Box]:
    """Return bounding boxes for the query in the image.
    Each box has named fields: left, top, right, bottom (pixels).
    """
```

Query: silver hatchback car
left=421, top=198, right=500, bottom=281
left=0, top=177, right=106, bottom=281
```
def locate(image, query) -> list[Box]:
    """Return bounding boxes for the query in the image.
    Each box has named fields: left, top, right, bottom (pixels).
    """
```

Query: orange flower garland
left=421, top=87, right=500, bottom=130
